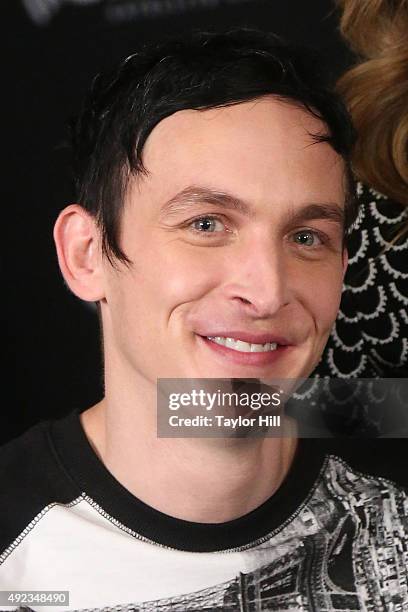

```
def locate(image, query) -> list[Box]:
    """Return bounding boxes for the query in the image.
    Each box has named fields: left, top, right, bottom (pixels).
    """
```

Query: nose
left=226, top=235, right=291, bottom=319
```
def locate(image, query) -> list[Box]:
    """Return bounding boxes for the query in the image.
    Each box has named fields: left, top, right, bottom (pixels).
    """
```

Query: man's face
left=100, top=98, right=347, bottom=385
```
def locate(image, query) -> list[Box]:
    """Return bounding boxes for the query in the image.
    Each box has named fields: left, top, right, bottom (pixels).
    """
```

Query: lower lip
left=197, top=335, right=291, bottom=367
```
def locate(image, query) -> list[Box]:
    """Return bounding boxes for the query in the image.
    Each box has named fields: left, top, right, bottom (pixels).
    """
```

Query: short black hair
left=71, top=27, right=356, bottom=267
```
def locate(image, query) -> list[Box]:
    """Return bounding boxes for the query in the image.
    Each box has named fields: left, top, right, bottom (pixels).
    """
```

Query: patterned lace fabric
left=314, top=183, right=408, bottom=379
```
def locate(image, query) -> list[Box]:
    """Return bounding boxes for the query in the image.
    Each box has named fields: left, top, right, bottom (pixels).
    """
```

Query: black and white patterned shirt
left=315, top=183, right=408, bottom=378
left=1, top=411, right=408, bottom=611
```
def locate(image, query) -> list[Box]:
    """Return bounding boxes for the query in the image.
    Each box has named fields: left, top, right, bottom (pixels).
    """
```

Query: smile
left=207, top=337, right=278, bottom=353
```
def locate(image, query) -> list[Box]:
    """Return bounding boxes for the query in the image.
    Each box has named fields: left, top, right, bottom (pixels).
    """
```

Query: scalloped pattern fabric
left=314, top=184, right=408, bottom=378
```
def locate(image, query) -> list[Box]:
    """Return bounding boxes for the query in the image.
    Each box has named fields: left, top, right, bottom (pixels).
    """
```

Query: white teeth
left=251, top=343, right=266, bottom=352
left=207, top=337, right=278, bottom=353
left=235, top=340, right=251, bottom=352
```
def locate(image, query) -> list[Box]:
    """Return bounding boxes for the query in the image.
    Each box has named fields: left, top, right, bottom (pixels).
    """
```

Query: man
left=1, top=29, right=407, bottom=611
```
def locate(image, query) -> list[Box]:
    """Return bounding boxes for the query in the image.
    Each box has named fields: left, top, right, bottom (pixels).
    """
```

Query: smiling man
left=1, top=29, right=408, bottom=612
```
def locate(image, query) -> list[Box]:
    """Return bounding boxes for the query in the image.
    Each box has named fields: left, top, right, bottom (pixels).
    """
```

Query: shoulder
left=309, top=444, right=408, bottom=569
left=0, top=418, right=71, bottom=492
left=317, top=446, right=408, bottom=544
left=319, top=438, right=408, bottom=492
left=1, top=418, right=52, bottom=477
left=0, top=416, right=81, bottom=558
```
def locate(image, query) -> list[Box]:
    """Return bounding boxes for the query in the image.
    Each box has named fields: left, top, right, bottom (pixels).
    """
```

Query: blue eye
left=293, top=230, right=322, bottom=247
left=190, top=216, right=225, bottom=233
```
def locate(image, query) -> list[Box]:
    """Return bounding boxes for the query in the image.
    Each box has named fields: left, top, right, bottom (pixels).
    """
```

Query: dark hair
left=71, top=28, right=357, bottom=267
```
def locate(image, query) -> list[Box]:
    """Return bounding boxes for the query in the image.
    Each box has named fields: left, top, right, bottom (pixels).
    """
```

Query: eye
left=189, top=216, right=226, bottom=234
left=292, top=229, right=323, bottom=247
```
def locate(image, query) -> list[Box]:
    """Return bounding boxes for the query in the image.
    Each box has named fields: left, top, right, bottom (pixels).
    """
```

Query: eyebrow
left=159, top=185, right=254, bottom=218
left=159, top=185, right=344, bottom=226
left=287, top=202, right=345, bottom=226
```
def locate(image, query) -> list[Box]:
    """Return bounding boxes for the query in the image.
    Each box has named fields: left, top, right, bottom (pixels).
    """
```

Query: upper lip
left=197, top=331, right=291, bottom=345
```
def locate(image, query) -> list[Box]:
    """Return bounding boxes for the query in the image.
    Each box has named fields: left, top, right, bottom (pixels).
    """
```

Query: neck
left=81, top=393, right=298, bottom=523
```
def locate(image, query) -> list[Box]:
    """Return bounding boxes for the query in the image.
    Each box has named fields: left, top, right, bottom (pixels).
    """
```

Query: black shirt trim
left=50, top=410, right=326, bottom=552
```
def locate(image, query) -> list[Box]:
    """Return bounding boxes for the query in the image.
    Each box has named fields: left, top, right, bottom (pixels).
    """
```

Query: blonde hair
left=336, top=0, right=408, bottom=209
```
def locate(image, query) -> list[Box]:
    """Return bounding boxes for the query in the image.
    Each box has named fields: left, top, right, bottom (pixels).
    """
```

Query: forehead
left=132, top=97, right=346, bottom=214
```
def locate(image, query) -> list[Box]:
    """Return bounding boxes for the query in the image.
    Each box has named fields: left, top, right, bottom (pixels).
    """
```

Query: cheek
left=149, top=241, right=225, bottom=307
left=111, top=244, right=223, bottom=330
left=297, top=261, right=344, bottom=329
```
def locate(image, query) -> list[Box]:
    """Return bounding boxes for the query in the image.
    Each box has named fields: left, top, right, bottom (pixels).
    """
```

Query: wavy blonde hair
left=336, top=0, right=408, bottom=209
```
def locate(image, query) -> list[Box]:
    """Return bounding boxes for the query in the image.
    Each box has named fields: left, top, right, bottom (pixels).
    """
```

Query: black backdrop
left=3, top=0, right=352, bottom=445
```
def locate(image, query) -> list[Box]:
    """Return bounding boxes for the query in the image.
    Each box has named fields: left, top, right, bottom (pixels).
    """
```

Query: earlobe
left=53, top=204, right=105, bottom=302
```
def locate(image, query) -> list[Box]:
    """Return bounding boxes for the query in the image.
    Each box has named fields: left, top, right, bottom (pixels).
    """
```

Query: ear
left=53, top=204, right=105, bottom=302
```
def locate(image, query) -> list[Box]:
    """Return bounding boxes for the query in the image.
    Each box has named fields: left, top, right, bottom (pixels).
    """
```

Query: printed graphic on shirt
left=2, top=456, right=407, bottom=612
